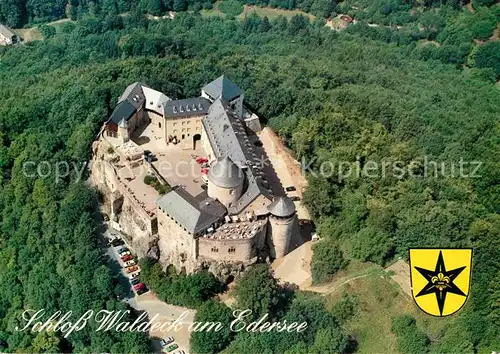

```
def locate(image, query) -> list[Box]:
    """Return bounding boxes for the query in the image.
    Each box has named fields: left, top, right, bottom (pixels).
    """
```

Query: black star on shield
left=414, top=251, right=466, bottom=316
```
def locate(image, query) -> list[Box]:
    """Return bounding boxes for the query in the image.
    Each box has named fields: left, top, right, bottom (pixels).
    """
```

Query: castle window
left=228, top=247, right=236, bottom=254
left=211, top=247, right=219, bottom=253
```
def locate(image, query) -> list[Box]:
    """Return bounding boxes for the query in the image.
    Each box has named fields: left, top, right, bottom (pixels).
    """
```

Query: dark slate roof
left=156, top=188, right=226, bottom=234
left=208, top=156, right=245, bottom=188
left=203, top=99, right=272, bottom=214
left=202, top=100, right=255, bottom=168
left=0, top=25, right=15, bottom=39
left=108, top=100, right=136, bottom=125
left=118, top=82, right=146, bottom=110
left=268, top=196, right=296, bottom=217
left=164, top=97, right=211, bottom=119
left=202, top=76, right=243, bottom=102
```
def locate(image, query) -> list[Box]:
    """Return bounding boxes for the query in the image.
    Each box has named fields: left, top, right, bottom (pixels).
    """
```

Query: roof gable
left=157, top=188, right=226, bottom=234
left=118, top=82, right=146, bottom=109
left=108, top=100, right=137, bottom=125
left=0, top=25, right=15, bottom=39
left=202, top=75, right=242, bottom=102
left=203, top=99, right=272, bottom=214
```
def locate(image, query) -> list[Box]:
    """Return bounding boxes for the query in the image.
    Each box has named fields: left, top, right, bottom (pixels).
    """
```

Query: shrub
left=391, top=315, right=430, bottom=354
left=218, top=0, right=243, bottom=16
left=311, top=241, right=347, bottom=284
left=350, top=227, right=394, bottom=265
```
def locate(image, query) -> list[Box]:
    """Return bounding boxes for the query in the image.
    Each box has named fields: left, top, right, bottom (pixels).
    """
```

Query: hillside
left=0, top=4, right=499, bottom=353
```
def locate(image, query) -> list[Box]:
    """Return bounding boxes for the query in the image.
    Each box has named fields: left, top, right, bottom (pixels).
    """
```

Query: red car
left=195, top=157, right=208, bottom=164
left=121, top=254, right=133, bottom=262
left=133, top=283, right=145, bottom=291
left=201, top=168, right=209, bottom=175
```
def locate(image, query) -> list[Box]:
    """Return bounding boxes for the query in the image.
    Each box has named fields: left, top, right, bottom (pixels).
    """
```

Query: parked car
left=121, top=254, right=133, bottom=262
left=160, top=336, right=174, bottom=347
left=165, top=344, right=178, bottom=352
left=285, top=186, right=296, bottom=192
left=133, top=283, right=145, bottom=291
left=117, top=247, right=129, bottom=254
left=201, top=168, right=209, bottom=175
left=119, top=251, right=131, bottom=256
left=126, top=265, right=138, bottom=274
left=195, top=157, right=208, bottom=164
left=124, top=260, right=136, bottom=267
left=290, top=196, right=301, bottom=201
left=201, top=174, right=209, bottom=184
left=130, top=278, right=140, bottom=286
left=111, top=238, right=124, bottom=247
left=130, top=271, right=141, bottom=279
left=136, top=287, right=148, bottom=295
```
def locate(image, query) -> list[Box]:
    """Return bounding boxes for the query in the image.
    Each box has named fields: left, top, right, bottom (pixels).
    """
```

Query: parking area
left=104, top=228, right=147, bottom=299
left=136, top=293, right=195, bottom=354
left=104, top=227, right=193, bottom=354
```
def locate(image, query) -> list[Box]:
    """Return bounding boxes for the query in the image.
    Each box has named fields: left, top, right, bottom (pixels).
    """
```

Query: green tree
left=190, top=300, right=234, bottom=354
left=311, top=241, right=347, bottom=284
left=392, top=315, right=430, bottom=354
left=148, top=0, right=164, bottom=15
left=233, top=264, right=280, bottom=319
left=173, top=0, right=187, bottom=12
left=39, top=24, right=56, bottom=38
left=351, top=227, right=394, bottom=265
left=473, top=41, right=500, bottom=79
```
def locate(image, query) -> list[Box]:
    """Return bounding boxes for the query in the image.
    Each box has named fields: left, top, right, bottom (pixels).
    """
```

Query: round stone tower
left=268, top=196, right=296, bottom=259
left=207, top=156, right=244, bottom=208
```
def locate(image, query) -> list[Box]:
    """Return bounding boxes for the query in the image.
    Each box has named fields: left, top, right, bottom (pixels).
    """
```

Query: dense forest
left=0, top=0, right=499, bottom=352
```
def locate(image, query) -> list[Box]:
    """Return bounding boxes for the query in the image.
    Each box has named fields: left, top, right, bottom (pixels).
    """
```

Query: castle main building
left=93, top=76, right=298, bottom=274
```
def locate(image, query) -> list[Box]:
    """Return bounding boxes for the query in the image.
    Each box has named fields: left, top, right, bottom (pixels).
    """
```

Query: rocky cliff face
left=91, top=138, right=158, bottom=258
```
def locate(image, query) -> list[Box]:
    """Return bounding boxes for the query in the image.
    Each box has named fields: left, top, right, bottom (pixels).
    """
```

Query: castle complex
left=92, top=76, right=298, bottom=274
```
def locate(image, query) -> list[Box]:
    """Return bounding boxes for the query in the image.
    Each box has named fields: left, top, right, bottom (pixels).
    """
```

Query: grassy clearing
left=14, top=27, right=43, bottom=42
left=325, top=271, right=455, bottom=353
left=14, top=18, right=73, bottom=42
left=238, top=5, right=315, bottom=20
left=200, top=7, right=226, bottom=18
